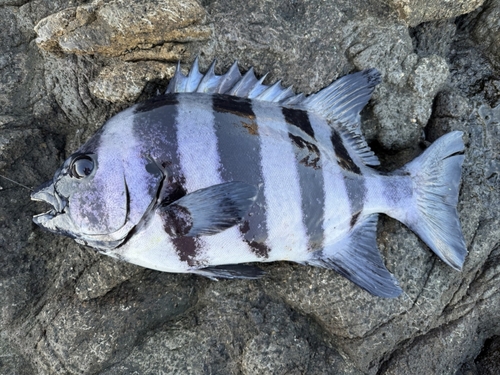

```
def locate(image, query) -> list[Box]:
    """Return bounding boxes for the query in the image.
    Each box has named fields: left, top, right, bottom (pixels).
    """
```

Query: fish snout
left=31, top=180, right=67, bottom=216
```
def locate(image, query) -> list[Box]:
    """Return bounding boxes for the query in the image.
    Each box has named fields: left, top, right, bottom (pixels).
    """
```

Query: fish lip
left=32, top=209, right=57, bottom=225
left=31, top=180, right=67, bottom=219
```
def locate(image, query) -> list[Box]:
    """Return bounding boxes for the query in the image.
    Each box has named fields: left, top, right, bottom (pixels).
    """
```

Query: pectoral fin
left=158, top=181, right=259, bottom=237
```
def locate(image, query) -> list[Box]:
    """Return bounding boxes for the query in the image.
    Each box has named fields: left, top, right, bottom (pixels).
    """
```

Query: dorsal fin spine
left=227, top=67, right=259, bottom=96
left=247, top=74, right=269, bottom=98
left=185, top=57, right=204, bottom=92
left=217, top=61, right=241, bottom=93
left=196, top=59, right=218, bottom=93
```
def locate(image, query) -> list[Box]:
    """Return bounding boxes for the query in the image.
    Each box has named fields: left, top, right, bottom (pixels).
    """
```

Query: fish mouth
left=32, top=208, right=57, bottom=225
left=31, top=179, right=67, bottom=225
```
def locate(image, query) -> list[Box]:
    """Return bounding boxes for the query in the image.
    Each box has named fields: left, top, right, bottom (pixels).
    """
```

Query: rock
left=471, top=0, right=500, bottom=68
left=34, top=0, right=212, bottom=57
left=100, top=284, right=358, bottom=375
left=34, top=0, right=212, bottom=105
left=474, top=336, right=500, bottom=374
left=341, top=19, right=451, bottom=148
left=88, top=61, right=177, bottom=102
left=1, top=0, right=500, bottom=374
left=387, top=0, right=484, bottom=27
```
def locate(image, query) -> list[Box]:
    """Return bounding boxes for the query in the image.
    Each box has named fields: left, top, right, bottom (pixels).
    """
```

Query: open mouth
left=32, top=207, right=57, bottom=225
left=31, top=179, right=66, bottom=224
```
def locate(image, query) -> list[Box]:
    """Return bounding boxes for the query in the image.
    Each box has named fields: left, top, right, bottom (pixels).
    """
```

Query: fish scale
left=31, top=58, right=468, bottom=297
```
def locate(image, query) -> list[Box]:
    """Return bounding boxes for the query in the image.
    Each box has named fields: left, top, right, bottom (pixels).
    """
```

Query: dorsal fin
left=165, top=58, right=381, bottom=166
left=302, top=69, right=381, bottom=130
left=302, top=69, right=381, bottom=166
left=165, top=57, right=302, bottom=104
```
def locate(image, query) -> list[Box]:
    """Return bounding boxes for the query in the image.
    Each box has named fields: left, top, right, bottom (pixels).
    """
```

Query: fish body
left=32, top=59, right=467, bottom=297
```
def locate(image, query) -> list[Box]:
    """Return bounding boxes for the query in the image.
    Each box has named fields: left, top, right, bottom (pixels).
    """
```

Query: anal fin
left=309, top=215, right=402, bottom=298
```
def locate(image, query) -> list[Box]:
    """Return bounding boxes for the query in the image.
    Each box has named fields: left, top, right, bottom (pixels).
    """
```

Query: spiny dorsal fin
left=165, top=57, right=301, bottom=104
left=166, top=58, right=380, bottom=166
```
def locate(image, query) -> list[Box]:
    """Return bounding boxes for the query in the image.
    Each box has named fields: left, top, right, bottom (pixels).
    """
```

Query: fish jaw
left=31, top=179, right=70, bottom=232
left=31, top=177, right=136, bottom=248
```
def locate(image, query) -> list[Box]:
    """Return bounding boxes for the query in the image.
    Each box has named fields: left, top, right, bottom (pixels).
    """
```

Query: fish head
left=31, top=150, right=132, bottom=248
left=31, top=109, right=166, bottom=250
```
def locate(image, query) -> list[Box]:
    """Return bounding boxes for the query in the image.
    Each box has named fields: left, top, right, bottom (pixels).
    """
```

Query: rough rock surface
left=386, top=0, right=485, bottom=26
left=1, top=0, right=499, bottom=374
left=34, top=0, right=212, bottom=103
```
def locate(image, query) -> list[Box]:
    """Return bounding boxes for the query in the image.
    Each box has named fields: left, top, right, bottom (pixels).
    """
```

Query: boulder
left=1, top=0, right=498, bottom=374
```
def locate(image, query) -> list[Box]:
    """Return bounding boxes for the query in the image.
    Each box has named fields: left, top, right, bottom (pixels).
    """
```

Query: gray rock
left=88, top=61, right=178, bottom=103
left=471, top=0, right=500, bottom=68
left=34, top=0, right=212, bottom=103
left=386, top=0, right=484, bottom=27
left=473, top=335, right=500, bottom=374
left=1, top=0, right=499, bottom=374
left=34, top=0, right=212, bottom=56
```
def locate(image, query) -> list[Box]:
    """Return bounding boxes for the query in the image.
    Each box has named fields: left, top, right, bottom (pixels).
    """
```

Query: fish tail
left=397, top=131, right=467, bottom=270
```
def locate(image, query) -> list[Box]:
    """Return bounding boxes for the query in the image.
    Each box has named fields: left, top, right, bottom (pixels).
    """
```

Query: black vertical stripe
left=172, top=237, right=201, bottom=267
left=344, top=175, right=367, bottom=228
left=132, top=93, right=182, bottom=177
left=213, top=95, right=256, bottom=119
left=330, top=129, right=362, bottom=175
left=133, top=93, right=203, bottom=266
left=282, top=107, right=315, bottom=138
left=212, top=97, right=270, bottom=258
left=134, top=93, right=181, bottom=113
left=329, top=128, right=367, bottom=226
left=287, top=131, right=325, bottom=251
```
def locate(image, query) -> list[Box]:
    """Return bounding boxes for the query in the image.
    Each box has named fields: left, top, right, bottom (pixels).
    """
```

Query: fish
left=31, top=58, right=467, bottom=297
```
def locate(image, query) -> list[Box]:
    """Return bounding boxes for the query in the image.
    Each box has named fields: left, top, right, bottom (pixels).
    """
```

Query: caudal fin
left=399, top=131, right=467, bottom=270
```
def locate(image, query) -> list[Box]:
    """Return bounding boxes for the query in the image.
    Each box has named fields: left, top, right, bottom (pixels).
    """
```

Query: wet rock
left=74, top=256, right=143, bottom=301
left=100, top=283, right=356, bottom=375
left=410, top=19, right=457, bottom=58
left=1, top=0, right=500, bottom=374
left=0, top=336, right=34, bottom=375
left=474, top=336, right=500, bottom=374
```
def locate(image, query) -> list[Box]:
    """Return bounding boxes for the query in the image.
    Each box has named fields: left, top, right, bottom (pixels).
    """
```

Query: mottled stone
left=33, top=0, right=211, bottom=104
left=88, top=61, right=177, bottom=102
left=342, top=17, right=450, bottom=148
left=34, top=0, right=212, bottom=57
left=387, top=0, right=484, bottom=26
left=472, top=0, right=500, bottom=68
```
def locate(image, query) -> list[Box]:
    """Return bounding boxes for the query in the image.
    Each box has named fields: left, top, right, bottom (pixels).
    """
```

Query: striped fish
left=31, top=58, right=467, bottom=297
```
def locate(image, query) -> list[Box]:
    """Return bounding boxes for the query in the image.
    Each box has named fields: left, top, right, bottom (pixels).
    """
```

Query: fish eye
left=69, top=155, right=95, bottom=179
